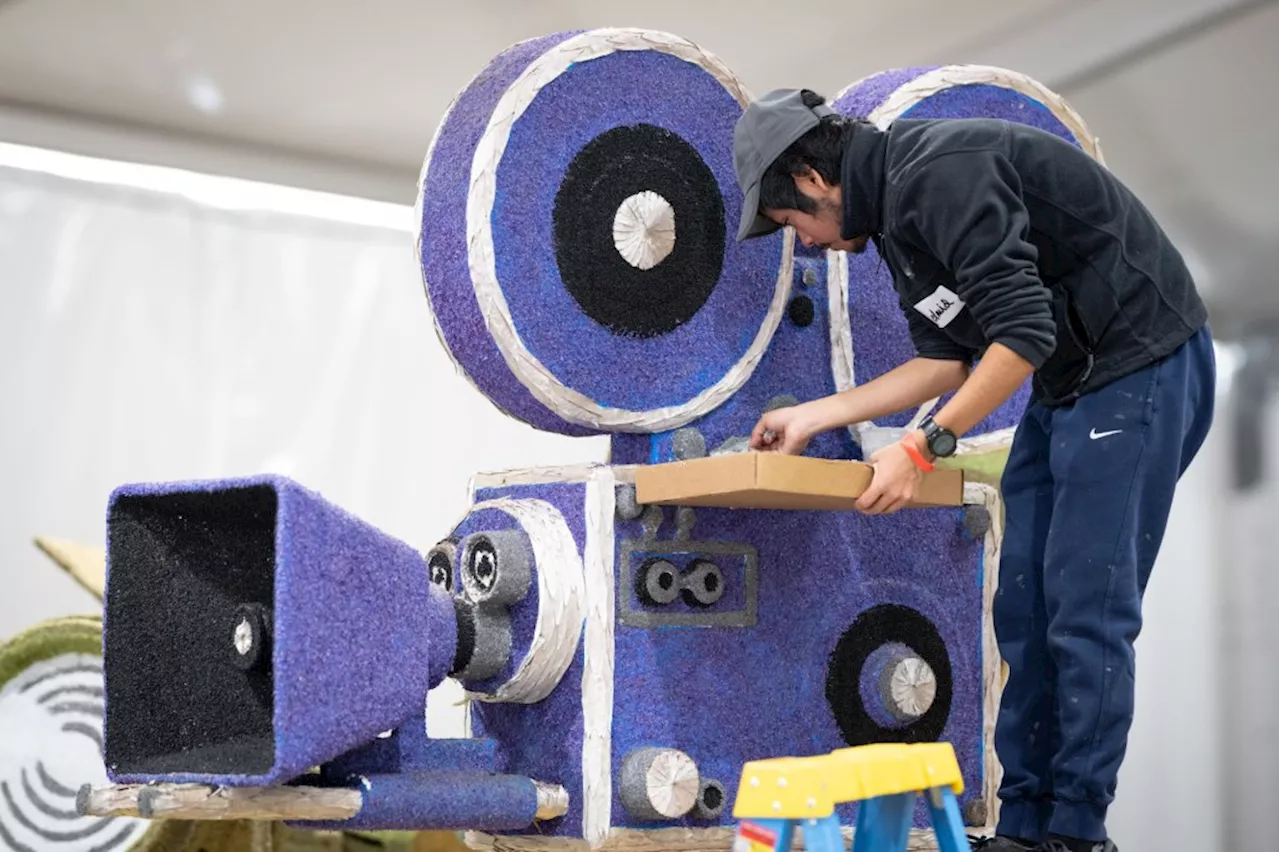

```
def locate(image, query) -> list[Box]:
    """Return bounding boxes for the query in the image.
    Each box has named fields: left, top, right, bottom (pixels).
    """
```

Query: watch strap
left=919, top=416, right=953, bottom=458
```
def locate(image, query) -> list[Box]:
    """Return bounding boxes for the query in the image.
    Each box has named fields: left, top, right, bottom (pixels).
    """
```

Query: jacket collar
left=840, top=121, right=888, bottom=241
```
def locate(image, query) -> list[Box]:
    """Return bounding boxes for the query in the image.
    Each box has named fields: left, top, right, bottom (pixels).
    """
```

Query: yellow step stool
left=731, top=743, right=970, bottom=852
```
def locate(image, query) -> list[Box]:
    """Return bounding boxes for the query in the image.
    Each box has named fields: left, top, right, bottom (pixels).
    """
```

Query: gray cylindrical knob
left=764, top=394, right=800, bottom=413
left=460, top=529, right=532, bottom=606
left=451, top=600, right=512, bottom=683
left=692, top=778, right=726, bottom=820
left=619, top=747, right=700, bottom=821
left=671, top=427, right=707, bottom=460
left=680, top=559, right=724, bottom=608
left=426, top=539, right=457, bottom=592
left=963, top=797, right=989, bottom=827
left=878, top=650, right=938, bottom=723
left=963, top=505, right=992, bottom=538
left=615, top=484, right=644, bottom=521
left=636, top=559, right=680, bottom=606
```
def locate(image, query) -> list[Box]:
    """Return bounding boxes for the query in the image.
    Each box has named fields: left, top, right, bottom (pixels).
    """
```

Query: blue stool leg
left=800, top=814, right=843, bottom=852
left=924, top=787, right=970, bottom=852
left=851, top=797, right=878, bottom=852
left=851, top=793, right=915, bottom=852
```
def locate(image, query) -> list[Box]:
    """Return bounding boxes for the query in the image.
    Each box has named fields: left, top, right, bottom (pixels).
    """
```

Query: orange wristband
left=900, top=434, right=934, bottom=472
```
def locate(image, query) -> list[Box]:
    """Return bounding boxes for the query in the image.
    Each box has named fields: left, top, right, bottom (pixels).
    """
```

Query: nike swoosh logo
left=1090, top=428, right=1123, bottom=440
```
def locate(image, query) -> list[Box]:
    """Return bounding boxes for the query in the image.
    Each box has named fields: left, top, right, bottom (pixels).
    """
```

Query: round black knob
left=787, top=295, right=815, bottom=327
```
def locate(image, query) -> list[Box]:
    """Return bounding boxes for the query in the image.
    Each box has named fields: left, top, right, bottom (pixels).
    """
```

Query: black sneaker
left=968, top=837, right=1034, bottom=850
left=1036, top=840, right=1118, bottom=852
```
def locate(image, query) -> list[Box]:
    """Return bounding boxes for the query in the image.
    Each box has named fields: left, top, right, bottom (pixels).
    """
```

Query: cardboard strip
left=633, top=453, right=963, bottom=511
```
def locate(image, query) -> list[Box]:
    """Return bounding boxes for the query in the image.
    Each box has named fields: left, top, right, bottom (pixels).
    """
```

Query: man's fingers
left=885, top=482, right=920, bottom=514
left=749, top=420, right=771, bottom=449
left=855, top=482, right=882, bottom=513
left=866, top=492, right=895, bottom=515
left=857, top=460, right=891, bottom=512
left=857, top=479, right=911, bottom=515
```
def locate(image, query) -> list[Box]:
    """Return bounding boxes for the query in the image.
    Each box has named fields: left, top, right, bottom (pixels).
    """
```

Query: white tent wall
left=1109, top=375, right=1225, bottom=849
left=1216, top=383, right=1278, bottom=852
left=0, top=157, right=608, bottom=735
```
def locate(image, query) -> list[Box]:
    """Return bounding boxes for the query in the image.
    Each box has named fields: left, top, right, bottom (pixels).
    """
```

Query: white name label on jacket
left=914, top=285, right=965, bottom=328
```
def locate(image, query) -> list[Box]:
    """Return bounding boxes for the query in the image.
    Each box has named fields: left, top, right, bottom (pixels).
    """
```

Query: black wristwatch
left=920, top=416, right=957, bottom=459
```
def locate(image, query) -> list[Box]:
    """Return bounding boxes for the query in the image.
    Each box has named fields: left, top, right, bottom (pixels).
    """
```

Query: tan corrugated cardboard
left=634, top=452, right=963, bottom=510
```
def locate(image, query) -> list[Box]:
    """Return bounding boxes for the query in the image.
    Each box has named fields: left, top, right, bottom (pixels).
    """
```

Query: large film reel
left=827, top=65, right=1103, bottom=441
left=419, top=29, right=793, bottom=436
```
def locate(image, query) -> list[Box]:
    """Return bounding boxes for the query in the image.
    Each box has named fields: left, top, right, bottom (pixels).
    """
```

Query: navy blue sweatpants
left=993, top=325, right=1216, bottom=842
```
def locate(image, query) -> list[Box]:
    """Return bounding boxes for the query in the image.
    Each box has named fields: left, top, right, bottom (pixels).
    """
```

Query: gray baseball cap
left=733, top=88, right=836, bottom=241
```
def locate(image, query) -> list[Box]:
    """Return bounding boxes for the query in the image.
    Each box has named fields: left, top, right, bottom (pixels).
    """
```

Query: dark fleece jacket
left=843, top=118, right=1207, bottom=405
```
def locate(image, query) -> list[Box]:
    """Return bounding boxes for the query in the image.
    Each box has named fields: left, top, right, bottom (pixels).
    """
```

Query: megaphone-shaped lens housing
left=103, top=475, right=456, bottom=786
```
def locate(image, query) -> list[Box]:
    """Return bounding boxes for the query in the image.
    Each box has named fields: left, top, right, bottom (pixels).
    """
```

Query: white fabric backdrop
left=0, top=158, right=605, bottom=736
left=0, top=153, right=1269, bottom=850
left=1215, top=388, right=1277, bottom=852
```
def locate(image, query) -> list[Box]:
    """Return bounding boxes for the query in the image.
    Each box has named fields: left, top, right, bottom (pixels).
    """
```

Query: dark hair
left=758, top=90, right=850, bottom=214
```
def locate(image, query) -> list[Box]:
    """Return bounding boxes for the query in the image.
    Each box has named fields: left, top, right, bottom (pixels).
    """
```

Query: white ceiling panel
left=0, top=0, right=1072, bottom=168
left=1064, top=1, right=1278, bottom=327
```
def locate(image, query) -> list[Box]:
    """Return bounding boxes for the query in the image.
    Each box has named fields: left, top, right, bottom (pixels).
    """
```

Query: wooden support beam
left=80, top=777, right=568, bottom=824
left=78, top=782, right=362, bottom=821
left=77, top=783, right=147, bottom=818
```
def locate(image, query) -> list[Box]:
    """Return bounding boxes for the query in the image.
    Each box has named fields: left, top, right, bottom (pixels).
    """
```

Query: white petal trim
left=865, top=64, right=1104, bottom=164
left=825, top=248, right=871, bottom=440
left=613, top=191, right=676, bottom=271
left=965, top=480, right=1006, bottom=831
left=461, top=498, right=585, bottom=705
left=466, top=27, right=792, bottom=432
left=582, top=468, right=617, bottom=847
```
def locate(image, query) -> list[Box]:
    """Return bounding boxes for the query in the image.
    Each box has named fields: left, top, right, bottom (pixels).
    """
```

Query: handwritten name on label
left=914, top=285, right=965, bottom=328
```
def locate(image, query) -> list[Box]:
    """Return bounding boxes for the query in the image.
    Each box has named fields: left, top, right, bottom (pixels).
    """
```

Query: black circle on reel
left=552, top=124, right=725, bottom=339
left=825, top=603, right=952, bottom=745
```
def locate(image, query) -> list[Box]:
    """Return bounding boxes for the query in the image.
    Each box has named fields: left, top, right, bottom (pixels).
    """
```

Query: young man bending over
left=732, top=88, right=1215, bottom=852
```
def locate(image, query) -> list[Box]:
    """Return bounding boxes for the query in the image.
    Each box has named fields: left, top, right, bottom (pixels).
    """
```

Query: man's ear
left=791, top=166, right=820, bottom=190
left=792, top=166, right=835, bottom=194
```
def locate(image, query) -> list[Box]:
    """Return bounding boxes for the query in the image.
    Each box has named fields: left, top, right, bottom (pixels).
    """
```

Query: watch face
left=932, top=431, right=957, bottom=457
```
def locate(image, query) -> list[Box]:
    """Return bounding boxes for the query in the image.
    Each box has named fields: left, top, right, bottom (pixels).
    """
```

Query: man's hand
left=750, top=404, right=821, bottom=455
left=855, top=437, right=926, bottom=515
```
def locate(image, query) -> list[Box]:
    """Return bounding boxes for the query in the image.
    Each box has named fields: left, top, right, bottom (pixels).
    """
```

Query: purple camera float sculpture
left=96, top=28, right=1103, bottom=851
